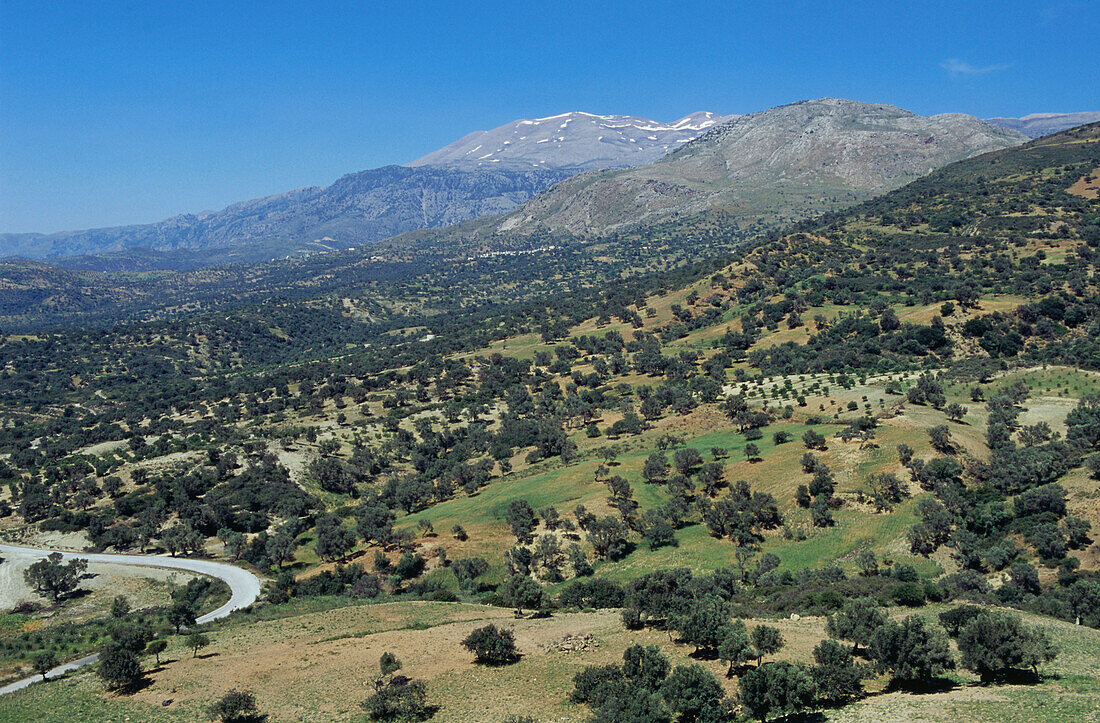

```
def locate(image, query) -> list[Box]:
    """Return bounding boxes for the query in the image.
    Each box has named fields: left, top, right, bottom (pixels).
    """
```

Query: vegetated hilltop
left=409, top=110, right=734, bottom=171
left=2, top=118, right=1100, bottom=722
left=0, top=207, right=752, bottom=331
left=714, top=120, right=1100, bottom=374
left=499, top=98, right=1027, bottom=235
left=986, top=111, right=1100, bottom=138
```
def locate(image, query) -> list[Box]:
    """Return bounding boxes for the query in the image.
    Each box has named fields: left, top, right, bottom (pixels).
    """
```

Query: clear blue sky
left=1, top=0, right=1097, bottom=233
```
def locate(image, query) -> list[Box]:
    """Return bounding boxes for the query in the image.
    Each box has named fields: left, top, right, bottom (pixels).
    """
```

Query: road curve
left=0, top=544, right=261, bottom=696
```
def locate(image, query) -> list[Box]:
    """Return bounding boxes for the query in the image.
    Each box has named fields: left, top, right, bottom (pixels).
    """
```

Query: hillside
left=0, top=123, right=1098, bottom=722
left=0, top=99, right=1030, bottom=330
left=499, top=98, right=1027, bottom=235
left=0, top=100, right=1026, bottom=271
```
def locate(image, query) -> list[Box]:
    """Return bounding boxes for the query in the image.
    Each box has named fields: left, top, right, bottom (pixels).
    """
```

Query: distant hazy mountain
left=985, top=112, right=1100, bottom=138
left=499, top=98, right=1028, bottom=235
left=0, top=166, right=575, bottom=263
left=1, top=110, right=730, bottom=265
left=409, top=111, right=734, bottom=171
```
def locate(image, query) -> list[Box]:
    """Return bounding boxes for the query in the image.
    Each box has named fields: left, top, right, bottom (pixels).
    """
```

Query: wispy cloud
left=940, top=58, right=1011, bottom=77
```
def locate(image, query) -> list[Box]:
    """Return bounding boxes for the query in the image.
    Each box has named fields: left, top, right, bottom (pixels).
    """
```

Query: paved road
left=0, top=544, right=261, bottom=696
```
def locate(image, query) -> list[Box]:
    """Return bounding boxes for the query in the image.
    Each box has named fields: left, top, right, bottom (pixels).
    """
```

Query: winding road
left=0, top=544, right=261, bottom=696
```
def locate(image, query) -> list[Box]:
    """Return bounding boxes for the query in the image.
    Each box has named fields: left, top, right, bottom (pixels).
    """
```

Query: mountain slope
left=1, top=111, right=730, bottom=265
left=498, top=98, right=1028, bottom=235
left=985, top=111, right=1100, bottom=138
left=409, top=111, right=733, bottom=171
left=0, top=166, right=574, bottom=263
left=707, top=120, right=1100, bottom=375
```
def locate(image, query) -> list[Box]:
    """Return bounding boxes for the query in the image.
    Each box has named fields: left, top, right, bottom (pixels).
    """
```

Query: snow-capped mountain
left=499, top=99, right=1028, bottom=235
left=3, top=110, right=735, bottom=265
left=408, top=111, right=736, bottom=171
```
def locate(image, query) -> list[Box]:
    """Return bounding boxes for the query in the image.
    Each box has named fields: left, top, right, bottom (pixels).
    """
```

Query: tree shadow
left=687, top=648, right=720, bottom=661
left=472, top=654, right=523, bottom=667
left=63, top=588, right=93, bottom=603
left=195, top=652, right=220, bottom=660
left=976, top=669, right=1043, bottom=686
left=773, top=713, right=827, bottom=723
left=115, top=676, right=156, bottom=696
left=884, top=677, right=956, bottom=695
left=724, top=662, right=754, bottom=678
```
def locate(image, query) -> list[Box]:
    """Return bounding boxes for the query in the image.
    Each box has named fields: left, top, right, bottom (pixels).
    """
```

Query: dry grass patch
left=1068, top=165, right=1100, bottom=199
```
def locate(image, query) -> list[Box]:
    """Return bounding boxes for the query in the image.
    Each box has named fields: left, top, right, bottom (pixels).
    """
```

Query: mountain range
left=984, top=111, right=1100, bottom=138
left=0, top=111, right=729, bottom=266
left=0, top=167, right=576, bottom=266
left=496, top=98, right=1027, bottom=234
left=7, top=100, right=1096, bottom=268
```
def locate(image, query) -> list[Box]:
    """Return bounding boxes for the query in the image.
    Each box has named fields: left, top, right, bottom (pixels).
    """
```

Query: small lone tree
left=826, top=598, right=887, bottom=654
left=957, top=610, right=1058, bottom=682
left=379, top=652, right=402, bottom=679
left=505, top=499, right=538, bottom=544
left=673, top=447, right=704, bottom=475
left=23, top=552, right=89, bottom=602
left=739, top=661, right=815, bottom=721
left=207, top=690, right=260, bottom=722
left=187, top=631, right=211, bottom=658
left=671, top=596, right=732, bottom=654
left=811, top=638, right=866, bottom=704
left=147, top=639, right=168, bottom=665
left=110, top=595, right=131, bottom=619
left=927, top=424, right=954, bottom=453
left=501, top=573, right=545, bottom=613
left=750, top=625, right=785, bottom=666
left=945, top=403, right=967, bottom=423
left=869, top=615, right=955, bottom=687
left=97, top=642, right=144, bottom=692
left=462, top=624, right=519, bottom=665
left=168, top=600, right=197, bottom=633
left=660, top=663, right=725, bottom=720
left=718, top=619, right=756, bottom=676
left=802, top=430, right=826, bottom=450
left=371, top=651, right=404, bottom=692
left=32, top=650, right=57, bottom=681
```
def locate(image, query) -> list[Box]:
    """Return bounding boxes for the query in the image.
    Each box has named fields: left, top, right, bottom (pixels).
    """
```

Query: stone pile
left=542, top=633, right=599, bottom=654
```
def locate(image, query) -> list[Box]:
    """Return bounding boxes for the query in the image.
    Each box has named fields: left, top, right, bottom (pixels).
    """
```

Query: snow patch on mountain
left=408, top=110, right=738, bottom=171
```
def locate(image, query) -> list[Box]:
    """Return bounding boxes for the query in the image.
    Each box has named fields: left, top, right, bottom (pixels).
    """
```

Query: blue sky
left=1, top=0, right=1097, bottom=233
